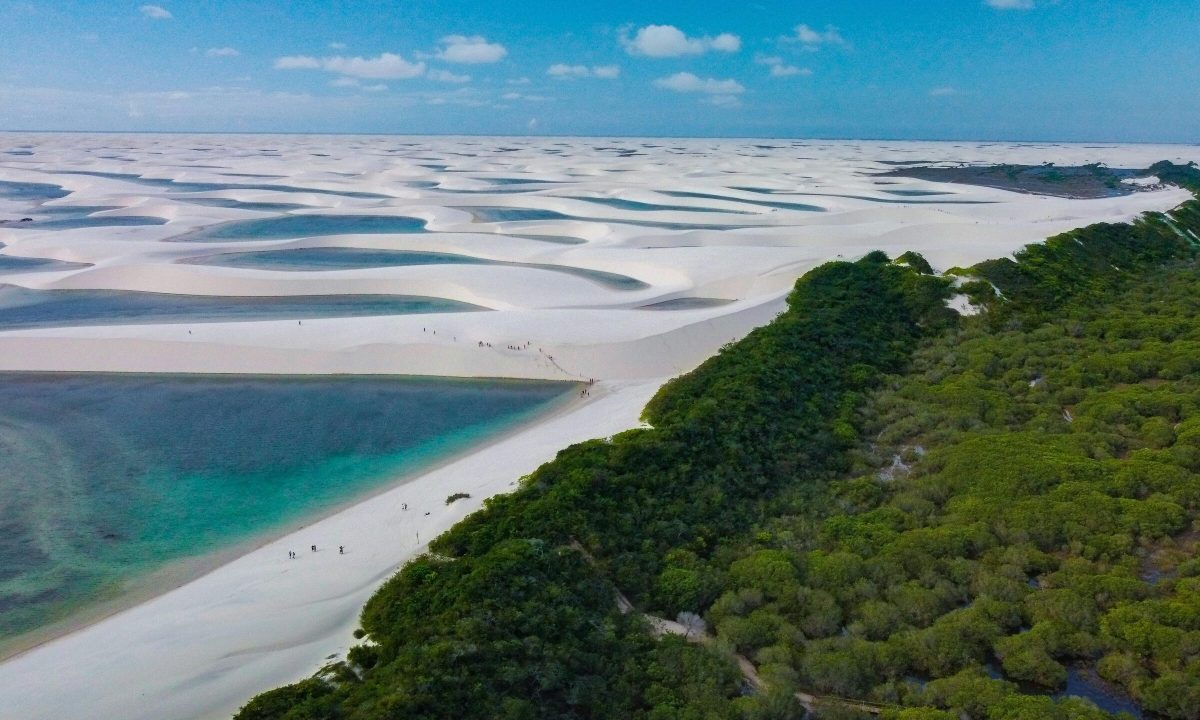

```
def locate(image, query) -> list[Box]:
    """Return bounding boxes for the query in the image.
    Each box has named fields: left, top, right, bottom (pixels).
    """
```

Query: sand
left=0, top=134, right=1196, bottom=720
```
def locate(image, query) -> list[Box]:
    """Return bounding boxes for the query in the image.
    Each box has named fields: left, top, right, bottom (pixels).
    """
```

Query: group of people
left=286, top=499, right=422, bottom=561
left=288, top=544, right=345, bottom=559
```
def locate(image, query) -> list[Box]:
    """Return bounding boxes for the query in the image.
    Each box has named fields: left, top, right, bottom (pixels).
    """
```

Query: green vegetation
left=879, top=161, right=1198, bottom=199
left=238, top=164, right=1200, bottom=720
left=444, top=492, right=471, bottom=505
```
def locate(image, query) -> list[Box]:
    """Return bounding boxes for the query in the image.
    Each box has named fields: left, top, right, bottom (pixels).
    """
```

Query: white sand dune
left=0, top=134, right=1196, bottom=720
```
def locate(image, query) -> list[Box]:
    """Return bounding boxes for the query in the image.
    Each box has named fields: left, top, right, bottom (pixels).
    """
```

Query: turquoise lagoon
left=183, top=214, right=429, bottom=242
left=184, top=247, right=650, bottom=290
left=0, top=285, right=481, bottom=330
left=0, top=373, right=571, bottom=646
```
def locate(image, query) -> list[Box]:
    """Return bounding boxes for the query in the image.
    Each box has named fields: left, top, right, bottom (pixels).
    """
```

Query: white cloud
left=547, top=64, right=620, bottom=79
left=436, top=35, right=507, bottom=64
left=275, top=53, right=426, bottom=79
left=620, top=25, right=741, bottom=58
left=140, top=4, right=172, bottom=20
left=206, top=47, right=240, bottom=58
left=323, top=53, right=424, bottom=79
left=429, top=69, right=471, bottom=83
left=548, top=63, right=589, bottom=78
left=771, top=64, right=810, bottom=77
left=329, top=77, right=388, bottom=92
left=756, top=55, right=812, bottom=78
left=929, top=86, right=959, bottom=96
left=274, top=55, right=321, bottom=70
left=704, top=94, right=741, bottom=108
left=653, top=72, right=744, bottom=95
left=788, top=24, right=847, bottom=49
left=423, top=87, right=489, bottom=107
left=709, top=33, right=742, bottom=53
left=508, top=77, right=531, bottom=85
left=985, top=0, right=1035, bottom=8
left=502, top=92, right=551, bottom=102
left=328, top=42, right=347, bottom=50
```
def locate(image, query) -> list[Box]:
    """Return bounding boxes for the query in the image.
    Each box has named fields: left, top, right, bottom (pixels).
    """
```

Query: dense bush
left=238, top=163, right=1200, bottom=719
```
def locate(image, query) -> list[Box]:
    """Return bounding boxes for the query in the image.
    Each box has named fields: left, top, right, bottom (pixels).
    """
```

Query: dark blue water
left=0, top=373, right=570, bottom=642
left=185, top=248, right=649, bottom=290
left=980, top=661, right=1143, bottom=717
left=182, top=214, right=430, bottom=242
left=1055, top=668, right=1143, bottom=718
left=0, top=285, right=483, bottom=330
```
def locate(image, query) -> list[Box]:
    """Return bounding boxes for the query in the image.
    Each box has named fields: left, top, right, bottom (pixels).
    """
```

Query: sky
left=1, top=0, right=1198, bottom=142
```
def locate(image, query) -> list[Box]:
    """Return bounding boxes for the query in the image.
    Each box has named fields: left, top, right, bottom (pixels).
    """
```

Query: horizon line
left=1, top=129, right=1197, bottom=147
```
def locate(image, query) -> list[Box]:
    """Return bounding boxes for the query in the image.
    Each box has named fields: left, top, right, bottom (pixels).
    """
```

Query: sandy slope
left=0, top=134, right=1196, bottom=719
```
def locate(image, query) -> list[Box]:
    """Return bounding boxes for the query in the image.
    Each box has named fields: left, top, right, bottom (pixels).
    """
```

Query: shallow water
left=730, top=186, right=992, bottom=205
left=0, top=285, right=482, bottom=330
left=980, top=661, right=1143, bottom=717
left=882, top=189, right=954, bottom=197
left=177, top=198, right=311, bottom=213
left=571, top=197, right=755, bottom=215
left=183, top=214, right=429, bottom=242
left=465, top=206, right=762, bottom=231
left=0, top=254, right=85, bottom=274
left=467, top=206, right=572, bottom=223
left=0, top=181, right=68, bottom=202
left=659, top=190, right=825, bottom=213
left=8, top=215, right=167, bottom=231
left=638, top=297, right=735, bottom=310
left=185, top=247, right=649, bottom=290
left=483, top=177, right=564, bottom=185
left=54, top=171, right=392, bottom=199
left=0, top=373, right=570, bottom=641
left=192, top=247, right=490, bottom=271
left=1055, top=667, right=1143, bottom=718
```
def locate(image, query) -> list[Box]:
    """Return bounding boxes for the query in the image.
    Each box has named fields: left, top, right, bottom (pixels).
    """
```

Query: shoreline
left=0, top=377, right=660, bottom=720
left=0, top=376, right=583, bottom=664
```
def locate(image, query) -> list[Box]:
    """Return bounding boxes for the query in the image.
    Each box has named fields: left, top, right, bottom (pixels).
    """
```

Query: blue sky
left=1, top=0, right=1197, bottom=141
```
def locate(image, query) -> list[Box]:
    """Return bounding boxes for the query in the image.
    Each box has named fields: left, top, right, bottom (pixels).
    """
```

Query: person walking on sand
left=339, top=545, right=344, bottom=554
left=311, top=544, right=316, bottom=552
